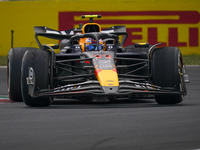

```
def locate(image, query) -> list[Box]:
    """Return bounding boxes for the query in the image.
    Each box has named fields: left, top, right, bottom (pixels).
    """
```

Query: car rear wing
left=34, top=25, right=128, bottom=49
left=34, top=26, right=75, bottom=40
left=34, top=26, right=81, bottom=49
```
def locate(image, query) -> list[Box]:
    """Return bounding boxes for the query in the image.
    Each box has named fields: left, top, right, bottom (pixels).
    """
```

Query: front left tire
left=151, top=47, right=186, bottom=104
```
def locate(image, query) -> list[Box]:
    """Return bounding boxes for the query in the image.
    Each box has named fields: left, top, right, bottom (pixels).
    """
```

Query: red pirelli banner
left=1, top=1, right=200, bottom=56
left=59, top=11, right=200, bottom=52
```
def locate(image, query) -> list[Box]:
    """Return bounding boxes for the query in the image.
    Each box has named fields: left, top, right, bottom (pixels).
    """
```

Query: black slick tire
left=7, top=47, right=36, bottom=102
left=151, top=47, right=185, bottom=104
left=21, top=48, right=52, bottom=107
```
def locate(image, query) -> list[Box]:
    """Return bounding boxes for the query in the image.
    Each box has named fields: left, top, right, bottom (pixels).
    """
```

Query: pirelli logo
left=59, top=11, right=200, bottom=48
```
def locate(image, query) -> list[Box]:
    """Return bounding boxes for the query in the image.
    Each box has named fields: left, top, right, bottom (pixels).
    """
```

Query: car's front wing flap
left=33, top=80, right=186, bottom=98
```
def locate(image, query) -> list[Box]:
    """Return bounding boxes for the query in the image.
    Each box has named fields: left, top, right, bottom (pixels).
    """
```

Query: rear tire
left=21, top=49, right=52, bottom=107
left=151, top=47, right=185, bottom=104
left=7, top=47, right=36, bottom=102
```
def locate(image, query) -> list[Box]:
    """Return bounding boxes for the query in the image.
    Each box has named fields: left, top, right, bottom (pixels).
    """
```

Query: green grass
left=0, top=56, right=7, bottom=66
left=0, top=55, right=200, bottom=66
left=182, top=55, right=200, bottom=65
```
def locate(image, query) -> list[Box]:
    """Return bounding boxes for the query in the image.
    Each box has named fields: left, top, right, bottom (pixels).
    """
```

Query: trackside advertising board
left=0, top=0, right=200, bottom=56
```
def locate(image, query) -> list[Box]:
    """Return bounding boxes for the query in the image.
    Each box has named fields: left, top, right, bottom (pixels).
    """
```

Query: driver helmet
left=85, top=38, right=104, bottom=51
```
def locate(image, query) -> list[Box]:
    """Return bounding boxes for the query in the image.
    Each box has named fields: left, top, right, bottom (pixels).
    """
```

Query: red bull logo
left=59, top=11, right=200, bottom=50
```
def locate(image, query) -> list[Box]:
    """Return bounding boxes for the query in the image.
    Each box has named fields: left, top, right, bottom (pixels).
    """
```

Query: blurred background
left=0, top=0, right=200, bottom=65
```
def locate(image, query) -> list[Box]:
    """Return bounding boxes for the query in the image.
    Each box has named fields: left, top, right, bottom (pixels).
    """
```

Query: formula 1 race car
left=7, top=15, right=189, bottom=107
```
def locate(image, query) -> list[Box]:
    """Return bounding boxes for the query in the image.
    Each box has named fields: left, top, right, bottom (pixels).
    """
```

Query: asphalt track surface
left=0, top=66, right=200, bottom=150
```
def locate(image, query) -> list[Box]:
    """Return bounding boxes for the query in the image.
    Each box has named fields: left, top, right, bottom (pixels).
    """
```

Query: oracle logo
left=59, top=11, right=200, bottom=47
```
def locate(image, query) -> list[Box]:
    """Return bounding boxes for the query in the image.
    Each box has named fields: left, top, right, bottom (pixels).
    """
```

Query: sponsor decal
left=54, top=85, right=81, bottom=92
left=106, top=80, right=114, bottom=82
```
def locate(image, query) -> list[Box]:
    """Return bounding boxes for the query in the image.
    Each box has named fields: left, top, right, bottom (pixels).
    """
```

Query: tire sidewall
left=21, top=49, right=51, bottom=107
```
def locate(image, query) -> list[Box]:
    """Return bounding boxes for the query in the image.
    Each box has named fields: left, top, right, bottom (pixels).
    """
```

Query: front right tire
left=21, top=48, right=52, bottom=107
left=7, top=47, right=36, bottom=102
